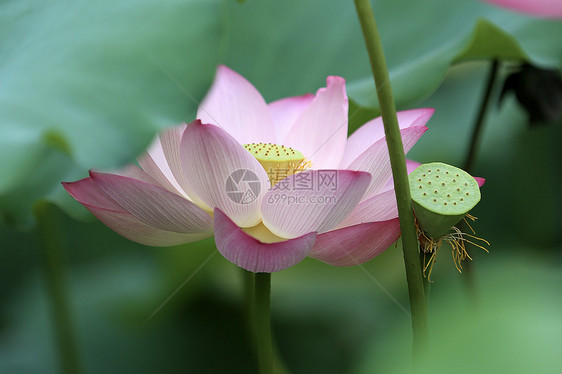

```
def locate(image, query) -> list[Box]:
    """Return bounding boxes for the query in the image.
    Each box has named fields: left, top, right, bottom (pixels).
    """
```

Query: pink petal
left=180, top=121, right=270, bottom=228
left=379, top=159, right=422, bottom=193
left=63, top=177, right=122, bottom=211
left=309, top=218, right=401, bottom=266
left=480, top=0, right=562, bottom=18
left=282, top=76, right=348, bottom=169
left=346, top=126, right=428, bottom=200
left=197, top=65, right=275, bottom=144
left=338, top=189, right=398, bottom=228
left=340, top=109, right=434, bottom=168
left=261, top=170, right=371, bottom=238
left=214, top=209, right=316, bottom=273
left=474, top=177, right=486, bottom=187
left=89, top=171, right=213, bottom=234
left=268, top=94, right=315, bottom=143
left=63, top=178, right=211, bottom=246
left=87, top=206, right=212, bottom=246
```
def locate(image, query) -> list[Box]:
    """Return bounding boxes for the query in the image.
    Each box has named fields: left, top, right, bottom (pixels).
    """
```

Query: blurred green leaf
left=458, top=19, right=526, bottom=60
left=219, top=0, right=561, bottom=123
left=0, top=0, right=221, bottom=225
left=346, top=0, right=562, bottom=111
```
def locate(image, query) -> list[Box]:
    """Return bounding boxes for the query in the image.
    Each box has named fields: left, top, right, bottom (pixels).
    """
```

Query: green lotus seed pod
left=409, top=162, right=480, bottom=239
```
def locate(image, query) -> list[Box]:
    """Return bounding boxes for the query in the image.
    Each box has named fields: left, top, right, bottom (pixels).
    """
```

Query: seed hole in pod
left=460, top=198, right=464, bottom=201
left=419, top=186, right=422, bottom=189
left=434, top=190, right=438, bottom=194
left=447, top=194, right=450, bottom=198
left=464, top=182, right=468, bottom=186
left=466, top=192, right=469, bottom=196
left=456, top=174, right=459, bottom=177
left=445, top=171, right=449, bottom=174
left=428, top=170, right=432, bottom=173
left=418, top=178, right=422, bottom=182
left=437, top=169, right=440, bottom=172
left=454, top=202, right=457, bottom=205
left=423, top=193, right=427, bottom=196
left=444, top=202, right=447, bottom=205
left=436, top=175, right=439, bottom=178
left=441, top=183, right=445, bottom=186
left=428, top=181, right=432, bottom=185
left=422, top=174, right=426, bottom=177
left=452, top=179, right=456, bottom=182
left=457, top=188, right=460, bottom=192
left=433, top=199, right=437, bottom=202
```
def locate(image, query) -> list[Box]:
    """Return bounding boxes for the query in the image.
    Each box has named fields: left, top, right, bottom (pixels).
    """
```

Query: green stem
left=419, top=251, right=431, bottom=302
left=242, top=268, right=256, bottom=340
left=461, top=59, right=499, bottom=302
left=353, top=0, right=428, bottom=356
left=463, top=59, right=499, bottom=172
left=34, top=202, right=81, bottom=374
left=242, top=269, right=290, bottom=374
left=254, top=272, right=273, bottom=374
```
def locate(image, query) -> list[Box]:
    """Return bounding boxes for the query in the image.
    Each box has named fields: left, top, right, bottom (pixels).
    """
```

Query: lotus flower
left=480, top=0, right=562, bottom=18
left=63, top=66, right=433, bottom=272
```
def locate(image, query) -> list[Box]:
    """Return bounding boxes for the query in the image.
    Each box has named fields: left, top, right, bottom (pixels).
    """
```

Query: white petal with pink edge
left=309, top=218, right=401, bottom=266
left=150, top=124, right=211, bottom=210
left=139, top=124, right=187, bottom=197
left=268, top=94, right=314, bottom=143
left=138, top=152, right=184, bottom=196
left=261, top=170, right=371, bottom=239
left=197, top=65, right=275, bottom=144
left=338, top=189, right=398, bottom=228
left=89, top=171, right=213, bottom=234
left=180, top=121, right=270, bottom=228
left=282, top=77, right=348, bottom=169
left=340, top=109, right=434, bottom=168
left=214, top=209, right=316, bottom=273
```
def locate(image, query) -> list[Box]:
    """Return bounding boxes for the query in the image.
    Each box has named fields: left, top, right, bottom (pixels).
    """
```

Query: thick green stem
left=353, top=0, right=428, bottom=356
left=254, top=272, right=273, bottom=374
left=243, top=269, right=289, bottom=374
left=242, top=268, right=256, bottom=339
left=34, top=202, right=81, bottom=374
left=419, top=251, right=431, bottom=302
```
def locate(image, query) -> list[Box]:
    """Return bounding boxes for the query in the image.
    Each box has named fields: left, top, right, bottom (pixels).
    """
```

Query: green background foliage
left=1, top=0, right=561, bottom=373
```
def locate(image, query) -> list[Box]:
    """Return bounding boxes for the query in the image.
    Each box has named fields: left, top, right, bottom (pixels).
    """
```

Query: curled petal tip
left=326, top=75, right=346, bottom=85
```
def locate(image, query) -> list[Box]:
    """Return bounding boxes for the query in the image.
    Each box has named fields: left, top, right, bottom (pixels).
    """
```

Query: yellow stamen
left=242, top=222, right=286, bottom=243
left=243, top=143, right=310, bottom=186
left=416, top=214, right=490, bottom=281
